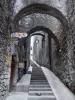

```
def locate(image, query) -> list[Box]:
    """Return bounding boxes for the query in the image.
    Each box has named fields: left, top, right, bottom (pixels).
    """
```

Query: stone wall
left=66, top=0, right=75, bottom=92
left=51, top=0, right=75, bottom=93
left=0, top=0, right=14, bottom=99
left=42, top=33, right=50, bottom=69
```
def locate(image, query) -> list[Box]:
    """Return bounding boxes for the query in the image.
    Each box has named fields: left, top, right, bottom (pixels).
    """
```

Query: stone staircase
left=28, top=65, right=56, bottom=100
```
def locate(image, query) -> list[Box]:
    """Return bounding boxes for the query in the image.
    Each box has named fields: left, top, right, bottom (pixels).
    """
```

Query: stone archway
left=27, top=26, right=59, bottom=50
left=27, top=26, right=59, bottom=69
left=13, top=3, right=68, bottom=31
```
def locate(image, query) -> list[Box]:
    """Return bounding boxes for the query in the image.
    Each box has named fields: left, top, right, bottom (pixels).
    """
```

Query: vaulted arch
left=13, top=3, right=68, bottom=31
left=27, top=26, right=60, bottom=51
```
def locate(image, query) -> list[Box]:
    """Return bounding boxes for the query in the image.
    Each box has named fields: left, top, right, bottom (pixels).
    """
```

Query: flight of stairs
left=28, top=64, right=56, bottom=100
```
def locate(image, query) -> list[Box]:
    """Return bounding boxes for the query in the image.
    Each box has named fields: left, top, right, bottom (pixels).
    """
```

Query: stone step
left=29, top=87, right=51, bottom=89
left=30, top=84, right=50, bottom=87
left=30, top=82, right=48, bottom=84
left=32, top=75, right=44, bottom=76
left=31, top=77, right=45, bottom=78
left=31, top=80, right=47, bottom=82
left=31, top=75, right=45, bottom=76
left=31, top=76, right=45, bottom=78
left=32, top=72, right=43, bottom=74
left=31, top=77, right=46, bottom=79
left=32, top=70, right=42, bottom=71
left=31, top=78, right=46, bottom=80
left=29, top=91, right=53, bottom=96
left=31, top=79, right=46, bottom=80
left=32, top=71, right=43, bottom=72
left=32, top=69, right=42, bottom=71
left=29, top=87, right=51, bottom=90
left=31, top=75, right=45, bottom=77
left=29, top=90, right=53, bottom=93
left=32, top=70, right=43, bottom=72
left=29, top=88, right=51, bottom=91
left=28, top=95, right=56, bottom=100
left=30, top=81, right=48, bottom=83
left=31, top=79, right=47, bottom=80
left=28, top=65, right=56, bottom=100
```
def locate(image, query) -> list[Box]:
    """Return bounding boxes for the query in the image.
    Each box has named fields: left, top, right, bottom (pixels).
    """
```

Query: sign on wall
left=11, top=32, right=28, bottom=38
left=5, top=52, right=11, bottom=66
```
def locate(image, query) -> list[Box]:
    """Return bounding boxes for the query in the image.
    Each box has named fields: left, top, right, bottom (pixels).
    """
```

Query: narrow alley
left=0, top=0, right=75, bottom=100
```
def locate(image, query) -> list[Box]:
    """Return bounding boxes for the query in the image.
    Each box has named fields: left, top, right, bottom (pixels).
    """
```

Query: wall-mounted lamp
left=36, top=40, right=39, bottom=44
